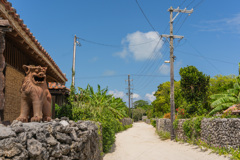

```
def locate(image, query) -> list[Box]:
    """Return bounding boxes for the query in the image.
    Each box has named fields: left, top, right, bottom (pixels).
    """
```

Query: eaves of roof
left=0, top=0, right=68, bottom=83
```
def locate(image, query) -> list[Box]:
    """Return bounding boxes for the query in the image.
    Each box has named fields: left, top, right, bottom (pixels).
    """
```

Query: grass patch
left=156, top=130, right=171, bottom=140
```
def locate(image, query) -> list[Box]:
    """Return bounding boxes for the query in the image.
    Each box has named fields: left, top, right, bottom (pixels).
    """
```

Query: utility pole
left=72, top=35, right=81, bottom=87
left=126, top=75, right=133, bottom=117
left=131, top=97, right=133, bottom=119
left=162, top=6, right=193, bottom=140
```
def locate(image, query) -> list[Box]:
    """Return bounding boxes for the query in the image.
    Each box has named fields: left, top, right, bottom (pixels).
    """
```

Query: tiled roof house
left=0, top=0, right=68, bottom=122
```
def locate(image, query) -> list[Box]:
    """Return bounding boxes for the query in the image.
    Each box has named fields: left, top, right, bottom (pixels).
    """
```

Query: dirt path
left=103, top=122, right=230, bottom=160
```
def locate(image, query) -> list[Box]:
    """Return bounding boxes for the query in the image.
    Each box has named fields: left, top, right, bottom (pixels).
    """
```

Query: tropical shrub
left=209, top=76, right=240, bottom=115
left=163, top=113, right=171, bottom=119
left=64, top=84, right=130, bottom=153
left=55, top=104, right=73, bottom=120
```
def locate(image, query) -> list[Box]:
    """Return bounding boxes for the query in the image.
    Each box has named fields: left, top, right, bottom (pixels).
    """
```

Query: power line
left=176, top=49, right=235, bottom=65
left=135, top=0, right=158, bottom=34
left=77, top=37, right=158, bottom=48
left=187, top=0, right=196, bottom=8
left=179, top=0, right=187, bottom=7
left=193, top=0, right=205, bottom=9
left=75, top=74, right=127, bottom=80
left=186, top=40, right=223, bottom=74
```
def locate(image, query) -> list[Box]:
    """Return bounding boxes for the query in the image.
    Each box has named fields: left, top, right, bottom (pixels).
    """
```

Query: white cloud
left=145, top=91, right=156, bottom=102
left=115, top=31, right=164, bottom=61
left=196, top=13, right=240, bottom=34
left=102, top=70, right=116, bottom=76
left=108, top=90, right=141, bottom=103
left=159, top=63, right=170, bottom=75
left=115, top=47, right=128, bottom=58
left=108, top=90, right=125, bottom=99
left=132, top=93, right=141, bottom=100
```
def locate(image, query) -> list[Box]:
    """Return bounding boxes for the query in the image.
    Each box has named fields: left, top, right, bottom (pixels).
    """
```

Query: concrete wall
left=0, top=119, right=103, bottom=160
left=156, top=118, right=240, bottom=149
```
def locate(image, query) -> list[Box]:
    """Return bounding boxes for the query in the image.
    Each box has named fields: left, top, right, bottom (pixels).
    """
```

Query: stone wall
left=156, top=118, right=171, bottom=133
left=156, top=118, right=240, bottom=149
left=174, top=119, right=188, bottom=141
left=142, top=116, right=147, bottom=121
left=201, top=118, right=240, bottom=149
left=0, top=119, right=103, bottom=160
left=120, top=118, right=133, bottom=126
left=145, top=119, right=151, bottom=124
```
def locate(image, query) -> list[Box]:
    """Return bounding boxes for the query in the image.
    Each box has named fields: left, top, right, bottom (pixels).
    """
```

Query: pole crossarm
left=161, top=34, right=184, bottom=39
left=168, top=6, right=194, bottom=14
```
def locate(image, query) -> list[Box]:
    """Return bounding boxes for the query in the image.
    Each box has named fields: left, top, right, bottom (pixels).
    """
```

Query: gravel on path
left=103, top=122, right=230, bottom=160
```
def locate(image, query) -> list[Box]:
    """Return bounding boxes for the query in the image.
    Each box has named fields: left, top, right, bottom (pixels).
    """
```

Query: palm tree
left=209, top=76, right=240, bottom=115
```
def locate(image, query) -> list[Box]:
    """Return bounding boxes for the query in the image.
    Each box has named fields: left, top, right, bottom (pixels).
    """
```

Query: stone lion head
left=23, top=65, right=47, bottom=85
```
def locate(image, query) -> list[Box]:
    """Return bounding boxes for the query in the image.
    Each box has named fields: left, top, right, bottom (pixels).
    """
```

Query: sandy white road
left=103, top=122, right=230, bottom=160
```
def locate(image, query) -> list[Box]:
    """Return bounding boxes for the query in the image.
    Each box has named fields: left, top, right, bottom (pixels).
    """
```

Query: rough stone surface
left=145, top=119, right=151, bottom=124
left=156, top=118, right=240, bottom=149
left=201, top=118, right=240, bottom=149
left=156, top=118, right=171, bottom=133
left=120, top=118, right=133, bottom=126
left=174, top=119, right=188, bottom=141
left=0, top=119, right=103, bottom=160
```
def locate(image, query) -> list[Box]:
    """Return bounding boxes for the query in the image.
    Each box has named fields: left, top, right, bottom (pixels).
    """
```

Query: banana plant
left=209, top=76, right=240, bottom=115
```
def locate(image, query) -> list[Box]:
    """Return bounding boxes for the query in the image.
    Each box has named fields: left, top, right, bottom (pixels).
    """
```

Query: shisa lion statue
left=16, top=65, right=52, bottom=122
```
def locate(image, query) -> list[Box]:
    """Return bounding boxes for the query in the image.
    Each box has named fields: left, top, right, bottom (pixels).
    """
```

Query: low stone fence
left=120, top=118, right=133, bottom=126
left=142, top=116, right=147, bottom=121
left=156, top=118, right=240, bottom=148
left=0, top=119, right=103, bottom=160
left=156, top=118, right=171, bottom=133
left=145, top=119, right=151, bottom=124
left=201, top=118, right=240, bottom=149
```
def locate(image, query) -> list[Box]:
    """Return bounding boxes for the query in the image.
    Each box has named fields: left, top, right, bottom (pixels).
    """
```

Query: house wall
left=4, top=65, right=24, bottom=122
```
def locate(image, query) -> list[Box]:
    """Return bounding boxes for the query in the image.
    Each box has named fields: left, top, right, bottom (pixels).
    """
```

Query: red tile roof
left=0, top=0, right=67, bottom=82
left=48, top=82, right=69, bottom=91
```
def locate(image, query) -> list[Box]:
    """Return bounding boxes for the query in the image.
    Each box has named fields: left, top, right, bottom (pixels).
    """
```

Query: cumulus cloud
left=159, top=63, right=170, bottom=75
left=102, top=70, right=116, bottom=76
left=108, top=90, right=125, bottom=99
left=145, top=92, right=156, bottom=102
left=108, top=90, right=141, bottom=103
left=115, top=31, right=164, bottom=61
left=132, top=93, right=141, bottom=100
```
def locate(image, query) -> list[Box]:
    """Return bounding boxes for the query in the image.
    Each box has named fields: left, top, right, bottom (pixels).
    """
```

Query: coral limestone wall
left=156, top=118, right=240, bottom=149
left=0, top=119, right=103, bottom=160
left=201, top=118, right=240, bottom=149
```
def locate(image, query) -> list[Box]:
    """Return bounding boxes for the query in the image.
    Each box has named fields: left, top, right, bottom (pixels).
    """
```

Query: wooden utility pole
left=72, top=35, right=77, bottom=87
left=72, top=35, right=81, bottom=87
left=162, top=6, right=193, bottom=140
left=126, top=75, right=133, bottom=117
left=128, top=75, right=131, bottom=117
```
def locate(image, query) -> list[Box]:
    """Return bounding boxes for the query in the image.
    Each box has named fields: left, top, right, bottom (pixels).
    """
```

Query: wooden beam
left=0, top=19, right=11, bottom=116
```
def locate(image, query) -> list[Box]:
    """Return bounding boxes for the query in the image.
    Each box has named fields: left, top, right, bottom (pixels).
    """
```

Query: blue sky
left=8, top=0, right=240, bottom=104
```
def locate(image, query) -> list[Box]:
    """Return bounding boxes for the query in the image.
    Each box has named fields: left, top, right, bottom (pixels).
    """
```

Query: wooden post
left=0, top=19, right=11, bottom=122
left=51, top=96, right=56, bottom=119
